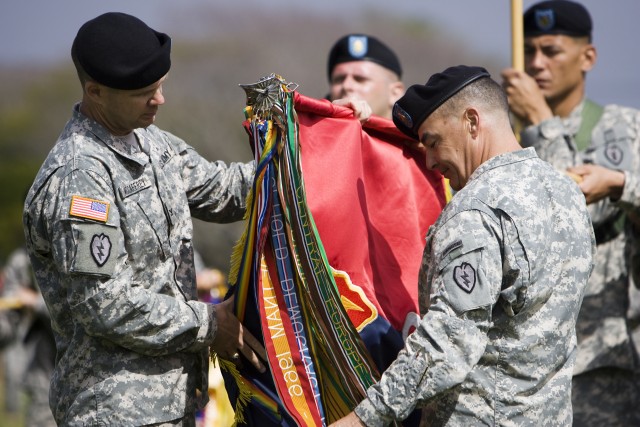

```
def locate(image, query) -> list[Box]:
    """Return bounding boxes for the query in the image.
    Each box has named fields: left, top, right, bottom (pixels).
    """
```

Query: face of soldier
left=97, top=75, right=167, bottom=135
left=418, top=107, right=477, bottom=191
left=329, top=61, right=403, bottom=119
left=524, top=34, right=594, bottom=106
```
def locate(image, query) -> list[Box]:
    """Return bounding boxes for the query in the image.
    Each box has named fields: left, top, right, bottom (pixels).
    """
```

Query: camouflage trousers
left=572, top=367, right=640, bottom=426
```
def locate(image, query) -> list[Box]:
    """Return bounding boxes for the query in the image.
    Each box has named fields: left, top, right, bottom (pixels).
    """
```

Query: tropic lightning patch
left=90, top=233, right=112, bottom=266
left=68, top=222, right=119, bottom=277
left=436, top=230, right=492, bottom=314
left=453, top=262, right=476, bottom=293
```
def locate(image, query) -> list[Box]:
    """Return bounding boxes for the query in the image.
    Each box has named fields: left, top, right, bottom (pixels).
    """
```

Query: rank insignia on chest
left=69, top=195, right=110, bottom=222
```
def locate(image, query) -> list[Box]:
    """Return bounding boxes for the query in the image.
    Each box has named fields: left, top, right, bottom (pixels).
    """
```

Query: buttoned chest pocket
left=155, top=152, right=192, bottom=234
left=118, top=183, right=171, bottom=265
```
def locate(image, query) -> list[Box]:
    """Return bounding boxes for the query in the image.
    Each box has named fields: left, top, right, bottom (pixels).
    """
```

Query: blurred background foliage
left=0, top=6, right=500, bottom=271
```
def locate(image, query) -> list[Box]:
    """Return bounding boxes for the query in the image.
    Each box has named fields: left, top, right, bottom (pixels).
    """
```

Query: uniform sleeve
left=520, top=117, right=578, bottom=171
left=48, top=168, right=216, bottom=356
left=614, top=110, right=640, bottom=216
left=522, top=109, right=640, bottom=228
left=165, top=131, right=256, bottom=223
left=617, top=120, right=640, bottom=286
left=355, top=210, right=502, bottom=426
left=619, top=171, right=640, bottom=208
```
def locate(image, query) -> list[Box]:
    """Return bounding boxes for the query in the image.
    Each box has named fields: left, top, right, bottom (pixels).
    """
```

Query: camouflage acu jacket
left=355, top=148, right=595, bottom=426
left=521, top=100, right=640, bottom=374
left=23, top=105, right=254, bottom=426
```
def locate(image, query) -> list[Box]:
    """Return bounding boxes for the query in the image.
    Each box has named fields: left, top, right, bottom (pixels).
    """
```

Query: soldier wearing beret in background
left=21, top=12, right=270, bottom=426
left=330, top=65, right=595, bottom=426
left=327, top=33, right=405, bottom=119
left=501, top=1, right=640, bottom=425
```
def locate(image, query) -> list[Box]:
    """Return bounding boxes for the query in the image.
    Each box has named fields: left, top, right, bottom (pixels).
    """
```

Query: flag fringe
left=228, top=187, right=254, bottom=287
left=212, top=354, right=252, bottom=426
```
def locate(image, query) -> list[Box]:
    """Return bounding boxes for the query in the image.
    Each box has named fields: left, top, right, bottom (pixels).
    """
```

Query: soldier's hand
left=333, top=96, right=372, bottom=123
left=567, top=164, right=625, bottom=204
left=328, top=411, right=366, bottom=426
left=500, top=68, right=553, bottom=125
left=212, top=296, right=267, bottom=373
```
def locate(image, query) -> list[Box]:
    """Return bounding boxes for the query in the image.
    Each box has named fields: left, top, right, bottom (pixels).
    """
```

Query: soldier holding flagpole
left=502, top=1, right=640, bottom=425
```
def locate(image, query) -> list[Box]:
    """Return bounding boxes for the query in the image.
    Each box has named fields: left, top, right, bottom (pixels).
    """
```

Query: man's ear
left=581, top=44, right=597, bottom=73
left=84, top=81, right=104, bottom=104
left=465, top=107, right=479, bottom=138
left=389, top=81, right=405, bottom=105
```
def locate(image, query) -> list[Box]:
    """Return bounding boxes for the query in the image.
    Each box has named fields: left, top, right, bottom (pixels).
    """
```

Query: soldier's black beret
left=72, top=12, right=171, bottom=90
left=524, top=0, right=592, bottom=39
left=392, top=65, right=490, bottom=140
left=327, top=34, right=402, bottom=81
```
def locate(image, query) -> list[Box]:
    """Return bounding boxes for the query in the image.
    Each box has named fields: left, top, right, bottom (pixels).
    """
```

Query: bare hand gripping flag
left=219, top=75, right=445, bottom=426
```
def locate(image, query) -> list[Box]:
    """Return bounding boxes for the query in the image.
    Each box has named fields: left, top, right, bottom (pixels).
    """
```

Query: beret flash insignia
left=348, top=36, right=368, bottom=58
left=393, top=103, right=414, bottom=130
left=535, top=9, right=555, bottom=31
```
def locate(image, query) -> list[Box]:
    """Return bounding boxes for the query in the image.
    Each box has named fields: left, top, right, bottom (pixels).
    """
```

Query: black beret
left=524, top=0, right=592, bottom=39
left=392, top=65, right=490, bottom=140
left=72, top=12, right=171, bottom=90
left=327, top=34, right=402, bottom=81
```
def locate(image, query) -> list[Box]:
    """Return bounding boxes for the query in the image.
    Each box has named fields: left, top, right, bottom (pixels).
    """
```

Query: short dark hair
left=440, top=77, right=509, bottom=119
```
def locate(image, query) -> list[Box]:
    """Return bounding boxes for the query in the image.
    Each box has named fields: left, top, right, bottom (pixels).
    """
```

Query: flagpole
left=511, top=0, right=524, bottom=71
left=511, top=0, right=524, bottom=142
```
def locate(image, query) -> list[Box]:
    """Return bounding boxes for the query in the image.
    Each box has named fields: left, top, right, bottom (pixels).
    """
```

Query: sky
left=1, top=0, right=639, bottom=108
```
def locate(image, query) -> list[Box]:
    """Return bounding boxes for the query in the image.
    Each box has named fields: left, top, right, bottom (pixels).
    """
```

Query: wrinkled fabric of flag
left=222, top=77, right=445, bottom=426
left=295, top=93, right=445, bottom=368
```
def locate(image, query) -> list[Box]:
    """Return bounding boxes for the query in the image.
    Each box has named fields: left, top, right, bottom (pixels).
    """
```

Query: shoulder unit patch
left=90, top=233, right=112, bottom=266
left=453, top=262, right=476, bottom=293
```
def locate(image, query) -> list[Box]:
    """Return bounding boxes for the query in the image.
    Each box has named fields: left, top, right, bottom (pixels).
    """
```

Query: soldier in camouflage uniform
left=502, top=1, right=640, bottom=425
left=0, top=247, right=56, bottom=426
left=22, top=12, right=268, bottom=426
left=326, top=33, right=405, bottom=120
left=330, top=66, right=595, bottom=427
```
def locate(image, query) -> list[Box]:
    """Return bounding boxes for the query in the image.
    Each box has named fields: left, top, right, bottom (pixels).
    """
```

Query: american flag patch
left=69, top=195, right=110, bottom=222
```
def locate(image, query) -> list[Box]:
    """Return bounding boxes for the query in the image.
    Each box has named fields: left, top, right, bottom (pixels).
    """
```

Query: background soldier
left=0, top=246, right=56, bottom=426
left=327, top=33, right=405, bottom=120
left=502, top=1, right=640, bottom=424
